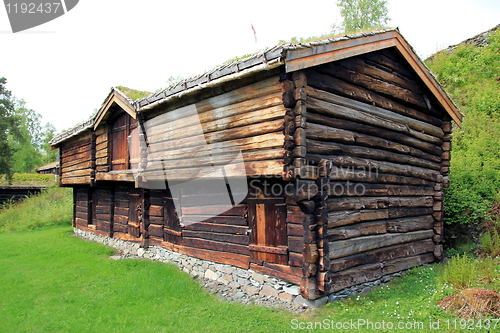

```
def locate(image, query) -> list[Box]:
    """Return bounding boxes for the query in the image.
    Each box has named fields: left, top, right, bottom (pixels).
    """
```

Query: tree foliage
left=427, top=30, right=500, bottom=225
left=333, top=0, right=390, bottom=35
left=0, top=78, right=58, bottom=181
left=0, top=78, right=21, bottom=182
left=8, top=99, right=57, bottom=173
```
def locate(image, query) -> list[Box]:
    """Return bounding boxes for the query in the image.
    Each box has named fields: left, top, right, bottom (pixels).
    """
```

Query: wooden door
left=111, top=113, right=129, bottom=171
left=248, top=197, right=287, bottom=265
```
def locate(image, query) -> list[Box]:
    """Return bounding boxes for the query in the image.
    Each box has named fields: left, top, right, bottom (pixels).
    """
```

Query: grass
left=0, top=173, right=56, bottom=186
left=0, top=185, right=73, bottom=232
left=1, top=189, right=499, bottom=332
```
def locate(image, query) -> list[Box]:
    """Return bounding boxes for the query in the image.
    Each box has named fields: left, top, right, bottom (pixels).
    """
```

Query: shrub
left=439, top=254, right=477, bottom=289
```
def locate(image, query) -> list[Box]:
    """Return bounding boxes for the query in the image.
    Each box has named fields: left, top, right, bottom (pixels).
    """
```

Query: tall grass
left=0, top=185, right=73, bottom=232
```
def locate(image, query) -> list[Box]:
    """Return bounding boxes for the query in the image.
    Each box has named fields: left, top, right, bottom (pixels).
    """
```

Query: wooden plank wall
left=301, top=48, right=449, bottom=294
left=74, top=187, right=90, bottom=229
left=141, top=76, right=287, bottom=181
left=95, top=127, right=109, bottom=173
left=60, top=135, right=93, bottom=185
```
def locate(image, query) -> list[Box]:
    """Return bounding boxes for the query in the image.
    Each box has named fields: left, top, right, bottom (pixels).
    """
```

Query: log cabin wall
left=139, top=73, right=287, bottom=181
left=297, top=48, right=451, bottom=295
left=60, top=133, right=94, bottom=186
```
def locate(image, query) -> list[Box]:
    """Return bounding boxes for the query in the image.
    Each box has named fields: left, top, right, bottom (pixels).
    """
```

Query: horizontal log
left=329, top=238, right=435, bottom=272
left=327, top=196, right=433, bottom=211
left=328, top=221, right=387, bottom=240
left=328, top=229, right=434, bottom=259
left=306, top=112, right=442, bottom=157
left=179, top=246, right=249, bottom=269
left=328, top=209, right=389, bottom=228
left=362, top=50, right=416, bottom=81
left=60, top=176, right=91, bottom=185
left=307, top=92, right=442, bottom=145
left=148, top=132, right=284, bottom=162
left=182, top=237, right=249, bottom=255
left=95, top=172, right=135, bottom=182
left=147, top=149, right=284, bottom=172
left=145, top=76, right=280, bottom=125
left=96, top=133, right=108, bottom=145
left=307, top=163, right=433, bottom=186
left=248, top=262, right=301, bottom=286
left=61, top=143, right=92, bottom=158
left=62, top=161, right=93, bottom=173
left=146, top=95, right=284, bottom=138
left=61, top=156, right=92, bottom=169
left=148, top=224, right=164, bottom=237
left=318, top=62, right=431, bottom=111
left=340, top=56, right=425, bottom=95
left=386, top=215, right=434, bottom=233
left=183, top=215, right=246, bottom=225
left=182, top=204, right=246, bottom=217
left=325, top=156, right=441, bottom=182
left=62, top=169, right=92, bottom=179
left=61, top=150, right=93, bottom=164
left=249, top=244, right=287, bottom=254
left=307, top=139, right=441, bottom=170
left=183, top=222, right=247, bottom=234
left=326, top=183, right=434, bottom=198
left=306, top=122, right=441, bottom=163
left=95, top=149, right=108, bottom=159
left=141, top=159, right=284, bottom=180
left=182, top=230, right=249, bottom=245
left=325, top=253, right=435, bottom=292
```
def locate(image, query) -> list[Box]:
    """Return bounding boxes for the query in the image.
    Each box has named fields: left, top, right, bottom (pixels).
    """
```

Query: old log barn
left=50, top=29, right=461, bottom=302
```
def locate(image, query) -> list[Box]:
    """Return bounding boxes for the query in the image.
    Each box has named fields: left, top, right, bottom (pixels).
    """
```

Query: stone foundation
left=74, top=228, right=305, bottom=308
left=74, top=228, right=409, bottom=309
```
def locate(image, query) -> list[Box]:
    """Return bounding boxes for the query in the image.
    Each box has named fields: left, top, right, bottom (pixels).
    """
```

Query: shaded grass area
left=0, top=227, right=294, bottom=333
left=0, top=186, right=73, bottom=232
left=0, top=173, right=56, bottom=186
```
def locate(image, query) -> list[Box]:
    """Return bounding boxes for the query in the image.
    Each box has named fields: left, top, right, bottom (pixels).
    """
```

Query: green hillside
left=426, top=26, right=500, bottom=251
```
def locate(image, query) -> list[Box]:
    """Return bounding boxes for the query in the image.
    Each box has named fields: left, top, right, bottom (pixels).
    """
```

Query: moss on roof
left=115, top=86, right=151, bottom=101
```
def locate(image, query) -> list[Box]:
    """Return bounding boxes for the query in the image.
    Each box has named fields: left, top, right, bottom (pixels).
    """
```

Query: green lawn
left=0, top=188, right=494, bottom=332
left=0, top=227, right=295, bottom=332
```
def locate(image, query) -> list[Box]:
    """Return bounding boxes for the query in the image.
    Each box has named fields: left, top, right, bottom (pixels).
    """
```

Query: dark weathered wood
left=328, top=221, right=387, bottom=240
left=306, top=122, right=441, bottom=163
left=318, top=62, right=431, bottom=111
left=307, top=139, right=441, bottom=170
left=386, top=215, right=434, bottom=233
left=328, top=230, right=434, bottom=259
left=182, top=230, right=249, bottom=245
left=324, top=253, right=435, bottom=292
left=306, top=112, right=442, bottom=156
left=325, top=156, right=442, bottom=182
left=306, top=87, right=444, bottom=139
left=327, top=196, right=433, bottom=212
left=182, top=237, right=250, bottom=255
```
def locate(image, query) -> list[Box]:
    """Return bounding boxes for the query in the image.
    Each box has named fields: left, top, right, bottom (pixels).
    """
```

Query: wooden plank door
left=111, top=113, right=129, bottom=171
left=248, top=197, right=287, bottom=265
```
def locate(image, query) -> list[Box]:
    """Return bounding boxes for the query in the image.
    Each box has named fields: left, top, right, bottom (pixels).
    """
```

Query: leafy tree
left=332, top=0, right=390, bottom=35
left=0, top=78, right=21, bottom=182
left=9, top=99, right=53, bottom=173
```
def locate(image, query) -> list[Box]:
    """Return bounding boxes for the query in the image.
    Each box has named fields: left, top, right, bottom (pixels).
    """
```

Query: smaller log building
left=51, top=29, right=461, bottom=301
